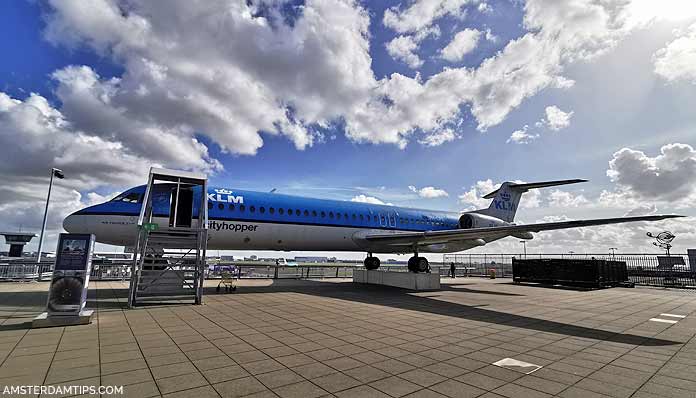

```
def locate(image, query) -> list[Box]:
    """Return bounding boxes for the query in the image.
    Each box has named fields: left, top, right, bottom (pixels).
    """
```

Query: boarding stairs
left=128, top=168, right=208, bottom=308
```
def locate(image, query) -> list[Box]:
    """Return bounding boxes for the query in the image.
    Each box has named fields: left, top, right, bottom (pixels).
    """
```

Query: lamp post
left=519, top=240, right=527, bottom=259
left=36, top=168, right=64, bottom=262
left=609, top=247, right=618, bottom=260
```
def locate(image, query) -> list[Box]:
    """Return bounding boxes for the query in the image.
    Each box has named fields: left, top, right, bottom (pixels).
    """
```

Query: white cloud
left=543, top=105, right=573, bottom=131
left=548, top=190, right=589, bottom=208
left=606, top=143, right=696, bottom=205
left=44, top=0, right=374, bottom=155
left=506, top=125, right=539, bottom=144
left=386, top=35, right=424, bottom=69
left=383, top=0, right=474, bottom=34
left=39, top=0, right=695, bottom=154
left=624, top=204, right=658, bottom=217
left=408, top=186, right=449, bottom=198
left=653, top=23, right=696, bottom=84
left=351, top=195, right=387, bottom=205
left=441, top=28, right=481, bottom=62
left=484, top=28, right=497, bottom=42
left=418, top=128, right=458, bottom=146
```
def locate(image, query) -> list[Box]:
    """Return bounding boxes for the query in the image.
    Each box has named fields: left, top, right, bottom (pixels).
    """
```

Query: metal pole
left=36, top=170, right=55, bottom=263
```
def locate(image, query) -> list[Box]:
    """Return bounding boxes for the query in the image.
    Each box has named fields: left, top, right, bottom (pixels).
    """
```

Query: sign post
left=33, top=233, right=96, bottom=328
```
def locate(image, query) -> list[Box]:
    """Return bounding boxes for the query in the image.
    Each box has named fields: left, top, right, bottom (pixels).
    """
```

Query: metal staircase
left=128, top=168, right=208, bottom=308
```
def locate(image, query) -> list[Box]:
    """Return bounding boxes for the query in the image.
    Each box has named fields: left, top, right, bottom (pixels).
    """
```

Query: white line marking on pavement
left=492, top=358, right=542, bottom=374
left=660, top=314, right=686, bottom=318
left=650, top=318, right=678, bottom=324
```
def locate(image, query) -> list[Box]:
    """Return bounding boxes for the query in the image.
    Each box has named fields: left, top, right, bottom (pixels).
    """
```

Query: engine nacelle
left=459, top=213, right=508, bottom=229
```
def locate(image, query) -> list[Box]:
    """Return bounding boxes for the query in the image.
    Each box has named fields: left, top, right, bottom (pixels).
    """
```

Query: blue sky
left=1, top=0, right=695, bottom=257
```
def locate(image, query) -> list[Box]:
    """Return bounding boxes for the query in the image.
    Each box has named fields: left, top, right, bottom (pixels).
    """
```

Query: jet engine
left=459, top=213, right=535, bottom=240
left=459, top=213, right=508, bottom=229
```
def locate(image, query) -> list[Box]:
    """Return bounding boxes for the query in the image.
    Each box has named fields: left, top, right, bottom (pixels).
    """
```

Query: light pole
left=609, top=247, right=617, bottom=260
left=519, top=240, right=527, bottom=259
left=36, top=168, right=64, bottom=262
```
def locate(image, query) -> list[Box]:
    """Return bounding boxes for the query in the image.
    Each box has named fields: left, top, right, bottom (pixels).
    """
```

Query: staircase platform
left=353, top=269, right=440, bottom=290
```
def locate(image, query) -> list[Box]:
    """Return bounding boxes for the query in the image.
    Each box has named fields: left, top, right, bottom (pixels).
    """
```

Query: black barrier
left=512, top=258, right=630, bottom=288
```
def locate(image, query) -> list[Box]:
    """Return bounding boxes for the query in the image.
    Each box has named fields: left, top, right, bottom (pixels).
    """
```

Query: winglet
left=482, top=179, right=588, bottom=199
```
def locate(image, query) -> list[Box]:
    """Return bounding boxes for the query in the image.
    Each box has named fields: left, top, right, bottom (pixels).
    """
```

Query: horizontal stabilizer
left=483, top=179, right=588, bottom=199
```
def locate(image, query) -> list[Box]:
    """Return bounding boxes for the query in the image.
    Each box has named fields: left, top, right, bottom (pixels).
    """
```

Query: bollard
left=489, top=269, right=496, bottom=279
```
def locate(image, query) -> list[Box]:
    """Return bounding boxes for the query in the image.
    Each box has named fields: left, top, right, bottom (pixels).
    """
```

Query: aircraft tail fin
left=476, top=179, right=587, bottom=222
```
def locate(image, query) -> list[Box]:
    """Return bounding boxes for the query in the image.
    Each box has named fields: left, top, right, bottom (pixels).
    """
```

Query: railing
left=443, top=253, right=696, bottom=288
left=4, top=254, right=696, bottom=289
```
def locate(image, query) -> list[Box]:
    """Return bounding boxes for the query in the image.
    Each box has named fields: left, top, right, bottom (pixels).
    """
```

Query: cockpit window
left=112, top=192, right=142, bottom=203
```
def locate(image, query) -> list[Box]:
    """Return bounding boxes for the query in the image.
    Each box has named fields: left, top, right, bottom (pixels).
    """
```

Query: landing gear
left=407, top=247, right=429, bottom=273
left=364, top=254, right=380, bottom=270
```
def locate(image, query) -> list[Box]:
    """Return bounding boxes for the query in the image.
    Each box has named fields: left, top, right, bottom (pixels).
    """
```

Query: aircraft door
left=379, top=213, right=387, bottom=227
left=169, top=186, right=194, bottom=228
left=388, top=212, right=397, bottom=228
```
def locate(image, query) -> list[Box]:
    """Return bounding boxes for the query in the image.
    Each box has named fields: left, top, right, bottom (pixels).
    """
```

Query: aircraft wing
left=364, top=215, right=684, bottom=246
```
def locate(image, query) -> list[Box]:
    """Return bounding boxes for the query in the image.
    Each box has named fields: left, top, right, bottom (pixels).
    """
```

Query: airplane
left=63, top=178, right=682, bottom=272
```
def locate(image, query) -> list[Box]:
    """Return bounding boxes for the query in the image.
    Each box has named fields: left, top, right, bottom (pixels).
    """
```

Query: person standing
left=450, top=262, right=456, bottom=278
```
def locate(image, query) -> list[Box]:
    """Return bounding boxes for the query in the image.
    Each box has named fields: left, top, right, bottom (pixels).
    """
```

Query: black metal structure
left=512, top=258, right=630, bottom=288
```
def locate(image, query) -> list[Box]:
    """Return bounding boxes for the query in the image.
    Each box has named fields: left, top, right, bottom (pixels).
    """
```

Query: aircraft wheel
left=364, top=256, right=380, bottom=270
left=407, top=257, right=418, bottom=273
left=417, top=257, right=429, bottom=273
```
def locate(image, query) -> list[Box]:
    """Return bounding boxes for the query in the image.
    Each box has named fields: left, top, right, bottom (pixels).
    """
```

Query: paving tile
left=156, top=371, right=209, bottom=394
left=203, top=365, right=251, bottom=384
left=255, top=368, right=304, bottom=389
left=335, top=385, right=392, bottom=398
left=429, top=379, right=486, bottom=398
left=456, top=372, right=507, bottom=391
left=151, top=361, right=198, bottom=379
left=163, top=384, right=221, bottom=398
left=323, top=356, right=365, bottom=371
left=273, top=380, right=328, bottom=398
left=214, top=375, right=268, bottom=398
left=309, top=372, right=361, bottom=393
left=241, top=358, right=286, bottom=375
left=492, top=383, right=553, bottom=398
left=370, top=375, right=422, bottom=397
left=344, top=365, right=393, bottom=383
left=397, top=369, right=447, bottom=387
left=292, top=361, right=338, bottom=379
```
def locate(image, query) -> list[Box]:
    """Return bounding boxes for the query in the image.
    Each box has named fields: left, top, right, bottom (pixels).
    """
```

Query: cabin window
left=321, top=211, right=326, bottom=218
left=295, top=209, right=300, bottom=216
left=336, top=213, right=341, bottom=219
left=218, top=203, right=224, bottom=210
left=352, top=214, right=356, bottom=220
left=304, top=210, right=309, bottom=217
left=279, top=208, right=284, bottom=215
left=240, top=205, right=246, bottom=212
left=329, top=212, right=334, bottom=219
left=359, top=214, right=364, bottom=221
left=207, top=202, right=213, bottom=210
left=250, top=206, right=255, bottom=213
left=312, top=210, right=317, bottom=217
left=260, top=207, right=265, bottom=213
left=373, top=215, right=378, bottom=222
left=287, top=208, right=292, bottom=215
left=269, top=207, right=275, bottom=214
left=229, top=204, right=235, bottom=211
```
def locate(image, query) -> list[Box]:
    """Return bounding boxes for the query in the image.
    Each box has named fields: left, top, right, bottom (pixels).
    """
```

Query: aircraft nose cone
left=63, top=212, right=85, bottom=233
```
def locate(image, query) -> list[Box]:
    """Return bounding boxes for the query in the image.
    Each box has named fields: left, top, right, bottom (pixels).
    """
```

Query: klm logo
left=208, top=188, right=244, bottom=204
left=493, top=200, right=516, bottom=212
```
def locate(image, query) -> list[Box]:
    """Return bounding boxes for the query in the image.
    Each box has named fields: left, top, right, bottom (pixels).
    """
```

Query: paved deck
left=1, top=278, right=695, bottom=398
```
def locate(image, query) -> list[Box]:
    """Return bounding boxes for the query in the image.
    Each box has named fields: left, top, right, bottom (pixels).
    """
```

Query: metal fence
left=443, top=253, right=696, bottom=288
left=4, top=254, right=696, bottom=289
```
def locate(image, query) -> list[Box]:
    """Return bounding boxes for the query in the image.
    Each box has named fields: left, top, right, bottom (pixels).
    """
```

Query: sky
left=1, top=0, right=695, bottom=260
